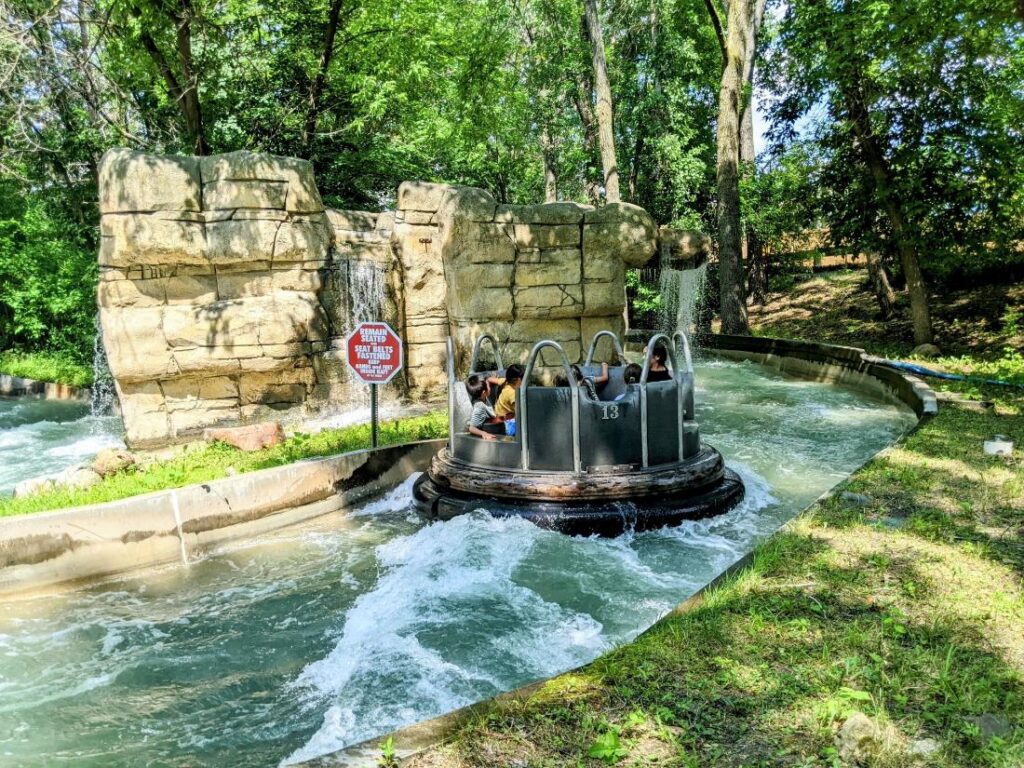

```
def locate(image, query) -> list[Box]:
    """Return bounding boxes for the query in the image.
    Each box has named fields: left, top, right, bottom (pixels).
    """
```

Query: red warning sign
left=345, top=322, right=404, bottom=384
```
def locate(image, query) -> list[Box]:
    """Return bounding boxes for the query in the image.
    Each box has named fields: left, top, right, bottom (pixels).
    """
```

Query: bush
left=0, top=182, right=97, bottom=364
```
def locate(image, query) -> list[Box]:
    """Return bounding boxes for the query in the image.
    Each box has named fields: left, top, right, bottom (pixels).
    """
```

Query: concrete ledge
left=0, top=439, right=444, bottom=596
left=301, top=335, right=938, bottom=767
left=0, top=373, right=88, bottom=401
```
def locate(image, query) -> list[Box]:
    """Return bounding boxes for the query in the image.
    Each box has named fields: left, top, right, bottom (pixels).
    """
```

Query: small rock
left=13, top=475, right=56, bottom=498
left=968, top=713, right=1012, bottom=742
left=841, top=491, right=873, bottom=507
left=226, top=466, right=238, bottom=477
left=60, top=466, right=102, bottom=490
left=836, top=712, right=880, bottom=765
left=92, top=448, right=136, bottom=477
left=911, top=343, right=941, bottom=358
left=203, top=422, right=285, bottom=452
left=908, top=737, right=941, bottom=759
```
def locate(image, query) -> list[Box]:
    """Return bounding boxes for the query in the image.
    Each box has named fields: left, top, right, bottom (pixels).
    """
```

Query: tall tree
left=582, top=0, right=620, bottom=202
left=705, top=0, right=753, bottom=334
left=765, top=0, right=1024, bottom=345
left=739, top=0, right=767, bottom=305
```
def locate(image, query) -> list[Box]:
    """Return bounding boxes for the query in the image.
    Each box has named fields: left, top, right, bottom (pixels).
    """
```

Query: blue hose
left=865, top=356, right=1024, bottom=390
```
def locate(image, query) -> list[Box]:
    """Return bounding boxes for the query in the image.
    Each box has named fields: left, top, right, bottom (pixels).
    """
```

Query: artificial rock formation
left=98, top=149, right=334, bottom=447
left=98, top=148, right=695, bottom=447
left=395, top=182, right=659, bottom=383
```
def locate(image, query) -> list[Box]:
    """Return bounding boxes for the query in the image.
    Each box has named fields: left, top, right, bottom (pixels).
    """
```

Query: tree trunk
left=740, top=0, right=766, bottom=306
left=303, top=0, right=345, bottom=149
left=843, top=83, right=933, bottom=344
left=572, top=67, right=602, bottom=205
left=714, top=0, right=751, bottom=335
left=738, top=0, right=766, bottom=164
left=747, top=235, right=768, bottom=305
left=174, top=0, right=207, bottom=154
left=541, top=125, right=557, bottom=202
left=865, top=250, right=897, bottom=319
left=582, top=0, right=620, bottom=202
left=628, top=123, right=645, bottom=202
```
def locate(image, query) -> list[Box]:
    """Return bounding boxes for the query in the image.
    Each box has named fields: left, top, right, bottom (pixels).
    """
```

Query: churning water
left=0, top=399, right=122, bottom=496
left=0, top=359, right=916, bottom=766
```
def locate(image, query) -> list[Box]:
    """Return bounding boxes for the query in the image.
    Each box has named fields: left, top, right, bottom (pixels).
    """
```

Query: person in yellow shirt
left=487, top=364, right=525, bottom=433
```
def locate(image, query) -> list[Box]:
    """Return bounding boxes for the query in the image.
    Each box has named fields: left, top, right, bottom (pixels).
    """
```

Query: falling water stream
left=660, top=263, right=708, bottom=337
left=0, top=358, right=916, bottom=767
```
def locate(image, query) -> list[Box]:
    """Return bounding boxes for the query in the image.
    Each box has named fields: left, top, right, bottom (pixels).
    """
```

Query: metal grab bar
left=583, top=330, right=625, bottom=366
left=446, top=337, right=457, bottom=448
left=672, top=331, right=694, bottom=375
left=469, top=333, right=504, bottom=373
left=639, top=333, right=685, bottom=467
left=519, top=340, right=581, bottom=473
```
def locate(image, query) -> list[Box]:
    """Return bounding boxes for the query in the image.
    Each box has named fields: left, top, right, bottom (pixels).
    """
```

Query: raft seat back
left=579, top=387, right=642, bottom=469
left=524, top=386, right=575, bottom=471
left=451, top=432, right=522, bottom=468
left=646, top=380, right=682, bottom=465
left=579, top=364, right=627, bottom=401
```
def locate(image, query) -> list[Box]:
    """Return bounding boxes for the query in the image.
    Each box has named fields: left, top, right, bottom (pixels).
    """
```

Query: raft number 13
left=600, top=404, right=620, bottom=420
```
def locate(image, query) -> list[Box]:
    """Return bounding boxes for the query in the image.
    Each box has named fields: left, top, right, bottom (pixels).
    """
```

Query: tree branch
left=703, top=0, right=727, bottom=60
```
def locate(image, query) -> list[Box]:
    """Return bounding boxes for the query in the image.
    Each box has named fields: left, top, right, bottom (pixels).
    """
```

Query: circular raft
left=413, top=444, right=745, bottom=537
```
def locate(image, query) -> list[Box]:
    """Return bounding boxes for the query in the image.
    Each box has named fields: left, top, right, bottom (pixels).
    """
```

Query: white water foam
left=283, top=509, right=609, bottom=765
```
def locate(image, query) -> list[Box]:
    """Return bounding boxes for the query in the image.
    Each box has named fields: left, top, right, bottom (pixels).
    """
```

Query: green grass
left=0, top=350, right=94, bottom=388
left=0, top=410, right=448, bottom=518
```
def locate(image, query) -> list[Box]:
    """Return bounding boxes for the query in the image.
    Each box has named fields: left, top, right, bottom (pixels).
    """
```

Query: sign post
left=345, top=321, right=404, bottom=448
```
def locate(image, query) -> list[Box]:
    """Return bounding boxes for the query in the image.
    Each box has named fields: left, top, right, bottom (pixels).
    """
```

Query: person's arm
left=594, top=362, right=610, bottom=385
left=468, top=424, right=497, bottom=440
left=486, top=375, right=503, bottom=386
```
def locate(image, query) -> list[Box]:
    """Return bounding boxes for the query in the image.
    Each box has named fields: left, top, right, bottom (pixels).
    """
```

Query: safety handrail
left=672, top=331, right=695, bottom=375
left=469, top=333, right=504, bottom=373
left=639, top=333, right=685, bottom=467
left=446, top=336, right=457, bottom=447
left=583, top=330, right=625, bottom=367
left=519, top=340, right=581, bottom=473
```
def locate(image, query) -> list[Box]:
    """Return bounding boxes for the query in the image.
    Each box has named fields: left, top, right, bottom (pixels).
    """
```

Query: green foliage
left=376, top=735, right=398, bottom=767
left=763, top=0, right=1024, bottom=284
left=588, top=726, right=628, bottom=764
left=0, top=410, right=448, bottom=517
left=0, top=351, right=93, bottom=388
left=0, top=183, right=98, bottom=363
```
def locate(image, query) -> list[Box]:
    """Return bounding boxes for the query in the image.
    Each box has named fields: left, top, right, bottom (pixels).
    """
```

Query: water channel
left=0, top=358, right=916, bottom=766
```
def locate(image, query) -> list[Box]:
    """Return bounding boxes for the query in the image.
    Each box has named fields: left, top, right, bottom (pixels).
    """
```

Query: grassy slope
left=0, top=350, right=94, bottom=388
left=405, top=274, right=1024, bottom=768
left=0, top=410, right=447, bottom=518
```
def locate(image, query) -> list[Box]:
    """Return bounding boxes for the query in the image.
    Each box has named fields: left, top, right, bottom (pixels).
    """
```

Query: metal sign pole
left=370, top=383, right=379, bottom=448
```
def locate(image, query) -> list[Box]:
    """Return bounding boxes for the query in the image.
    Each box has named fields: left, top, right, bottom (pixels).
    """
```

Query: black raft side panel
left=451, top=432, right=522, bottom=469
left=579, top=388, right=642, bottom=469
left=525, top=386, right=575, bottom=471
left=646, top=380, right=682, bottom=465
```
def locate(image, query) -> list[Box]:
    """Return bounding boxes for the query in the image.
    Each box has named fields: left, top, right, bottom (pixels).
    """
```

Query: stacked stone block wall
left=98, top=149, right=332, bottom=447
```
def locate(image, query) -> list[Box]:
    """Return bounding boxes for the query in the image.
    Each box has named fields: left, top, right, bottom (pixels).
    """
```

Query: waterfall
left=659, top=262, right=708, bottom=337
left=346, top=260, right=387, bottom=330
left=90, top=316, right=115, bottom=420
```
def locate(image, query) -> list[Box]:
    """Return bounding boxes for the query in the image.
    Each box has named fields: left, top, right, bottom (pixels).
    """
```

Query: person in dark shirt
left=646, top=344, right=673, bottom=382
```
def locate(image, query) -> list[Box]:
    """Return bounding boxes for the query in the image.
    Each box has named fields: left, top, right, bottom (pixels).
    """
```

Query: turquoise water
left=0, top=359, right=916, bottom=766
left=0, top=398, right=122, bottom=496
